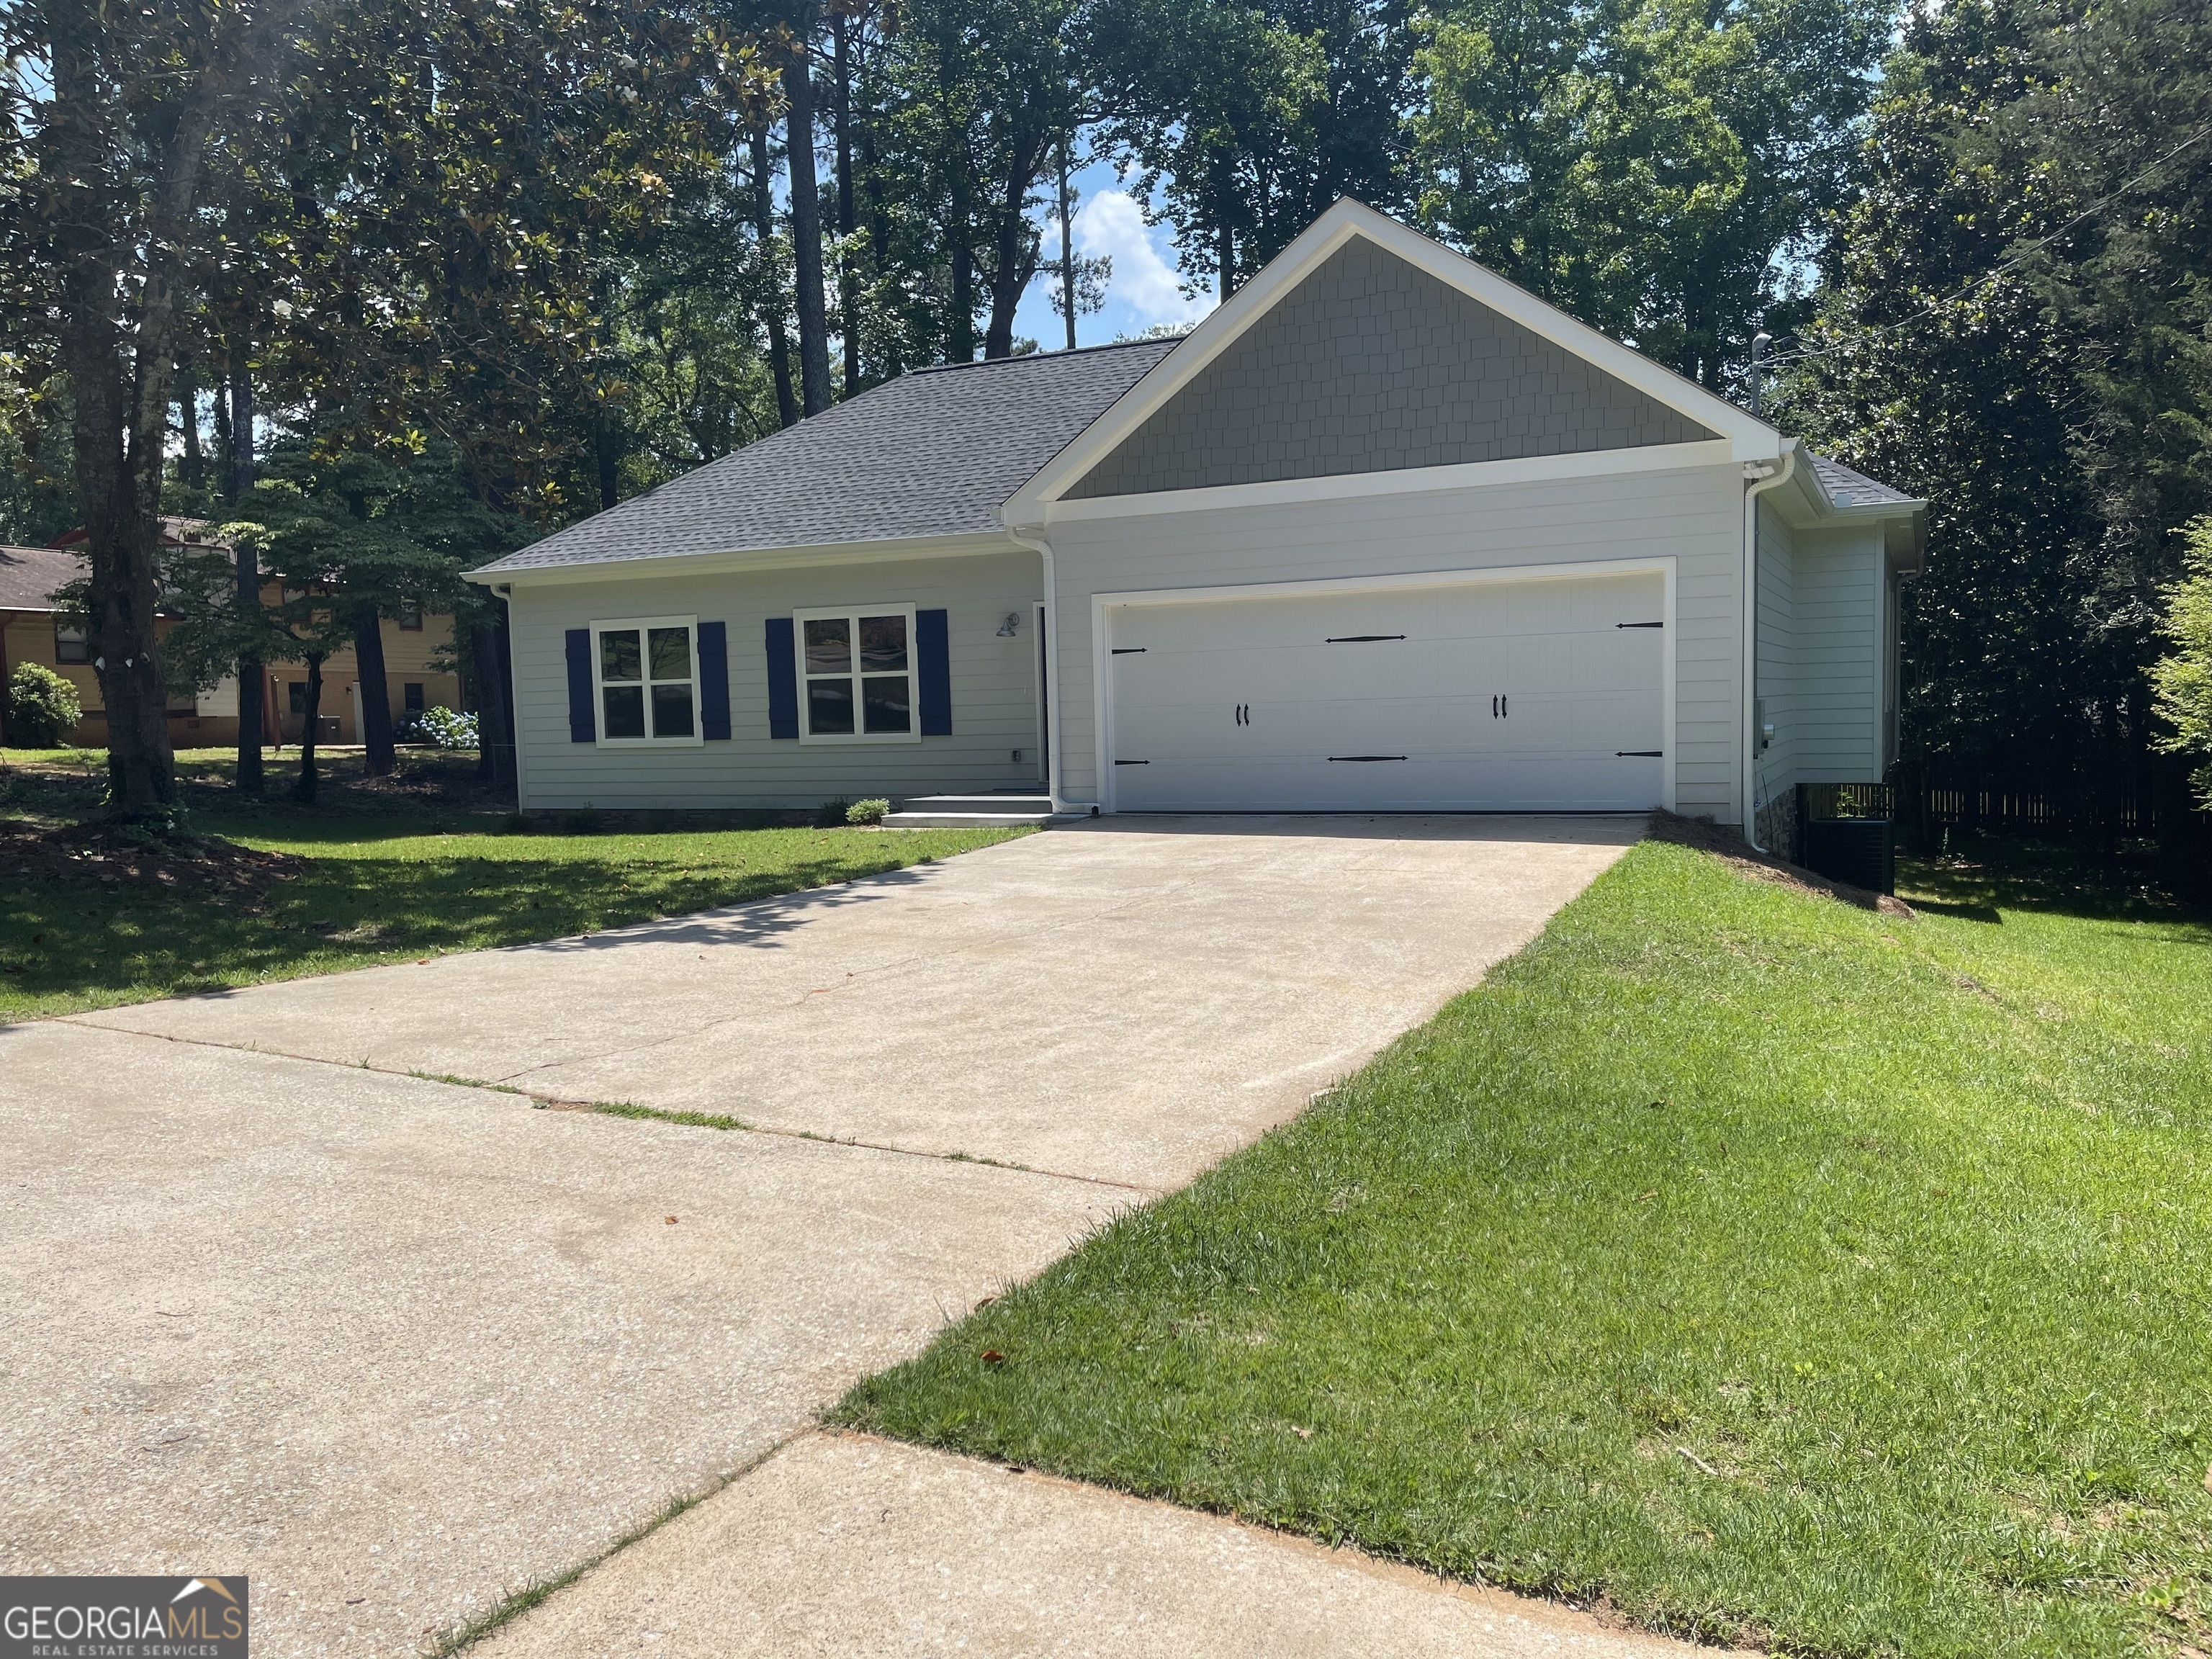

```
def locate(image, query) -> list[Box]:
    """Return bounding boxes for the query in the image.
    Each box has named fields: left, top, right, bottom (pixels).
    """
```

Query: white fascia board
left=1002, top=197, right=1781, bottom=525
left=467, top=531, right=1024, bottom=590
left=1040, top=439, right=1735, bottom=525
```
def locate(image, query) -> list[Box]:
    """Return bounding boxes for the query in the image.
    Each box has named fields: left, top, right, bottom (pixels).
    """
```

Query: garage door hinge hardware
left=1115, top=758, right=1149, bottom=765
left=1324, top=634, right=1406, bottom=643
left=1617, top=621, right=1665, bottom=629
left=1492, top=695, right=1509, bottom=718
left=1111, top=647, right=1146, bottom=655
left=1328, top=755, right=1408, bottom=763
left=1617, top=750, right=1663, bottom=757
left=1233, top=703, right=1250, bottom=725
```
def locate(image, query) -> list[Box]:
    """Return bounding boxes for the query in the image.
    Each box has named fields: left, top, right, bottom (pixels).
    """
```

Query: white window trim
left=793, top=603, right=924, bottom=745
left=590, top=614, right=705, bottom=747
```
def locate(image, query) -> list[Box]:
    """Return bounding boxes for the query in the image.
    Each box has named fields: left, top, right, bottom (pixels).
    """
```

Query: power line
left=1765, top=116, right=2212, bottom=369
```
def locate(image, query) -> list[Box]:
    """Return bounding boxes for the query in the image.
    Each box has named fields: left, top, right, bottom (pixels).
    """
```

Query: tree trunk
left=228, top=356, right=254, bottom=500
left=470, top=613, right=516, bottom=791
left=783, top=48, right=833, bottom=415
left=833, top=15, right=860, bottom=393
left=353, top=610, right=395, bottom=776
left=230, top=347, right=263, bottom=793
left=752, top=119, right=799, bottom=429
left=176, top=365, right=204, bottom=489
left=948, top=160, right=974, bottom=363
left=1058, top=138, right=1077, bottom=351
left=594, top=408, right=619, bottom=511
left=292, top=652, right=324, bottom=803
left=983, top=188, right=1028, bottom=359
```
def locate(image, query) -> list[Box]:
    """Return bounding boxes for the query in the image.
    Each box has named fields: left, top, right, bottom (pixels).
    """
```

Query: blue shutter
left=697, top=620, right=730, bottom=740
left=917, top=608, right=951, bottom=736
left=765, top=616, right=799, bottom=739
left=565, top=629, right=595, bottom=742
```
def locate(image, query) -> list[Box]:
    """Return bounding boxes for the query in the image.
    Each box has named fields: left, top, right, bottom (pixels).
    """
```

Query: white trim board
left=1005, top=198, right=1781, bottom=525
left=1039, top=440, right=1734, bottom=525
left=469, top=531, right=1022, bottom=590
left=1087, top=555, right=1678, bottom=815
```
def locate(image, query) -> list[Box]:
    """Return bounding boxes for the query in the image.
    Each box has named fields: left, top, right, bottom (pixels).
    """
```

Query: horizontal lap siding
left=508, top=550, right=1043, bottom=809
left=1791, top=528, right=1880, bottom=781
left=1049, top=462, right=1747, bottom=819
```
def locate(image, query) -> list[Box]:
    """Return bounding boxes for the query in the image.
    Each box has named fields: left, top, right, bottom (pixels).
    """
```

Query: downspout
left=1740, top=441, right=1797, bottom=853
left=1004, top=523, right=1094, bottom=815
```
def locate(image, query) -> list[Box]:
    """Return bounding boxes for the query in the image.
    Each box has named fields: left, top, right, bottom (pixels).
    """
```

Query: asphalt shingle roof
left=475, top=338, right=1180, bottom=575
left=0, top=544, right=86, bottom=611
left=1809, top=452, right=1918, bottom=510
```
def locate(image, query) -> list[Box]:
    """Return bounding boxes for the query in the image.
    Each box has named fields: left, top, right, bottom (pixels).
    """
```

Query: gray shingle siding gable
left=1066, top=238, right=1717, bottom=500
left=475, top=338, right=1177, bottom=575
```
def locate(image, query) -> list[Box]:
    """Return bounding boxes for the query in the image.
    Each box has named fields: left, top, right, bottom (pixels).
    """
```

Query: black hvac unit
left=1800, top=814, right=1895, bottom=895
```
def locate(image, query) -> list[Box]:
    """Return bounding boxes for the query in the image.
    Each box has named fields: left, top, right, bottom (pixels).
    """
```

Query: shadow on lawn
left=1899, top=832, right=2212, bottom=935
left=0, top=850, right=937, bottom=1010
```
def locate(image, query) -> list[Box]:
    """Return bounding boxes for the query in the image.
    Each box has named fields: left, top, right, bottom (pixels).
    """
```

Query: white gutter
left=1004, top=523, right=1095, bottom=815
left=1740, top=441, right=1797, bottom=853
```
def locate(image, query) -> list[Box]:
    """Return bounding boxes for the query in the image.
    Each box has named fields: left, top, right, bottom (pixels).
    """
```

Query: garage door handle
left=1617, top=621, right=1664, bottom=629
left=1617, top=750, right=1663, bottom=757
left=1112, top=647, right=1146, bottom=654
left=1328, top=755, right=1407, bottom=763
left=1115, top=758, right=1149, bottom=765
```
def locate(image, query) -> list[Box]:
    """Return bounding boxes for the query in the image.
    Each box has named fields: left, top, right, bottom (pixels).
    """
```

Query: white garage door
left=1107, top=570, right=1665, bottom=812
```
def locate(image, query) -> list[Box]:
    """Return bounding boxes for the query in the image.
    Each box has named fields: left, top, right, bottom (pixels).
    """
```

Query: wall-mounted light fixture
left=997, top=613, right=1020, bottom=637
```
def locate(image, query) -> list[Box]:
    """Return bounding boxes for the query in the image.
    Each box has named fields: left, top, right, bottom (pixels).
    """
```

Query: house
left=1, top=529, right=467, bottom=749
left=467, top=199, right=1924, bottom=853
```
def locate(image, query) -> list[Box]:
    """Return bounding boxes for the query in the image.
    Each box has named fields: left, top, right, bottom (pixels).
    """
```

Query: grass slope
left=1, top=818, right=1023, bottom=1018
left=837, top=840, right=2212, bottom=1658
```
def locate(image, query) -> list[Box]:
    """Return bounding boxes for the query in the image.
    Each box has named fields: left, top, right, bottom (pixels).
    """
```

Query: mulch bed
left=1, top=819, right=308, bottom=898
left=1646, top=808, right=1915, bottom=918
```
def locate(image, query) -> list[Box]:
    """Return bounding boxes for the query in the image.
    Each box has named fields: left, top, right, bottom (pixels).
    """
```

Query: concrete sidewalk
left=6, top=816, right=1652, bottom=1655
left=477, top=1432, right=1691, bottom=1659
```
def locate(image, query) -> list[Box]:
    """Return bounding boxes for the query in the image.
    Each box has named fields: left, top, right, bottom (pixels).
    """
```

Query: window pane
left=862, top=674, right=911, bottom=734
left=600, top=629, right=642, bottom=683
left=859, top=613, right=907, bottom=673
left=651, top=683, right=695, bottom=738
left=648, top=626, right=691, bottom=681
left=602, top=684, right=646, bottom=738
left=804, top=617, right=851, bottom=674
left=807, top=678, right=854, bottom=734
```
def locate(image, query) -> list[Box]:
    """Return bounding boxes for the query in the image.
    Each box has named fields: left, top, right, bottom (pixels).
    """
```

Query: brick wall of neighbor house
left=505, top=546, right=1045, bottom=810
left=1066, top=238, right=1715, bottom=500
left=1048, top=459, right=1755, bottom=822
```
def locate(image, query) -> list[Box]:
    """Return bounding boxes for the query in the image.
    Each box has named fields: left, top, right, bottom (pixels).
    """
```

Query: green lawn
left=837, top=837, right=2212, bottom=1658
left=1, top=750, right=1025, bottom=1017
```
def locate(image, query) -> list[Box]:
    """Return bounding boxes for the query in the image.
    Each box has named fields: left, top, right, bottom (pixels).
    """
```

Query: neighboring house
left=0, top=542, right=206, bottom=747
left=468, top=199, right=1923, bottom=850
left=2, top=526, right=467, bottom=748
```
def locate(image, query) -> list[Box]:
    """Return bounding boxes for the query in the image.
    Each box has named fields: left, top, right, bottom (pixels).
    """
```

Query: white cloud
left=1071, top=192, right=1215, bottom=330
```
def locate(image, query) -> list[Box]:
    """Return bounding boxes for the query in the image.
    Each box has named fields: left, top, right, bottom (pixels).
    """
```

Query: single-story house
left=467, top=199, right=1923, bottom=852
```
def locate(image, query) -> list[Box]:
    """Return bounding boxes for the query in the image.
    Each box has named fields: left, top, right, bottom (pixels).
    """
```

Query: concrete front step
left=883, top=811, right=1056, bottom=830
left=898, top=793, right=1053, bottom=815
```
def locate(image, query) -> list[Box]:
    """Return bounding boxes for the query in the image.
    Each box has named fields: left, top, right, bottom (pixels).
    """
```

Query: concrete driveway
left=4, top=817, right=1644, bottom=1655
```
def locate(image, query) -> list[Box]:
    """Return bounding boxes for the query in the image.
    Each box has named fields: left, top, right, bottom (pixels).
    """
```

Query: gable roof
left=1065, top=234, right=1717, bottom=500
left=1003, top=199, right=1787, bottom=523
left=472, top=338, right=1178, bottom=577
left=0, top=544, right=89, bottom=613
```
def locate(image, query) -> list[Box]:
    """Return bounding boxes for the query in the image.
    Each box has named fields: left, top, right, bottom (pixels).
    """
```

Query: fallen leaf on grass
left=981, top=1349, right=1006, bottom=1366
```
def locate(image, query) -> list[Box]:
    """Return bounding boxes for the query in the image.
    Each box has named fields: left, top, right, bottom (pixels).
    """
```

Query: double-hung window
left=794, top=605, right=919, bottom=742
left=592, top=616, right=701, bottom=745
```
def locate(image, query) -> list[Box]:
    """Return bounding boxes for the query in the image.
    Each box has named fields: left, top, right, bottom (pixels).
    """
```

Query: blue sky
left=1007, top=157, right=1219, bottom=349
